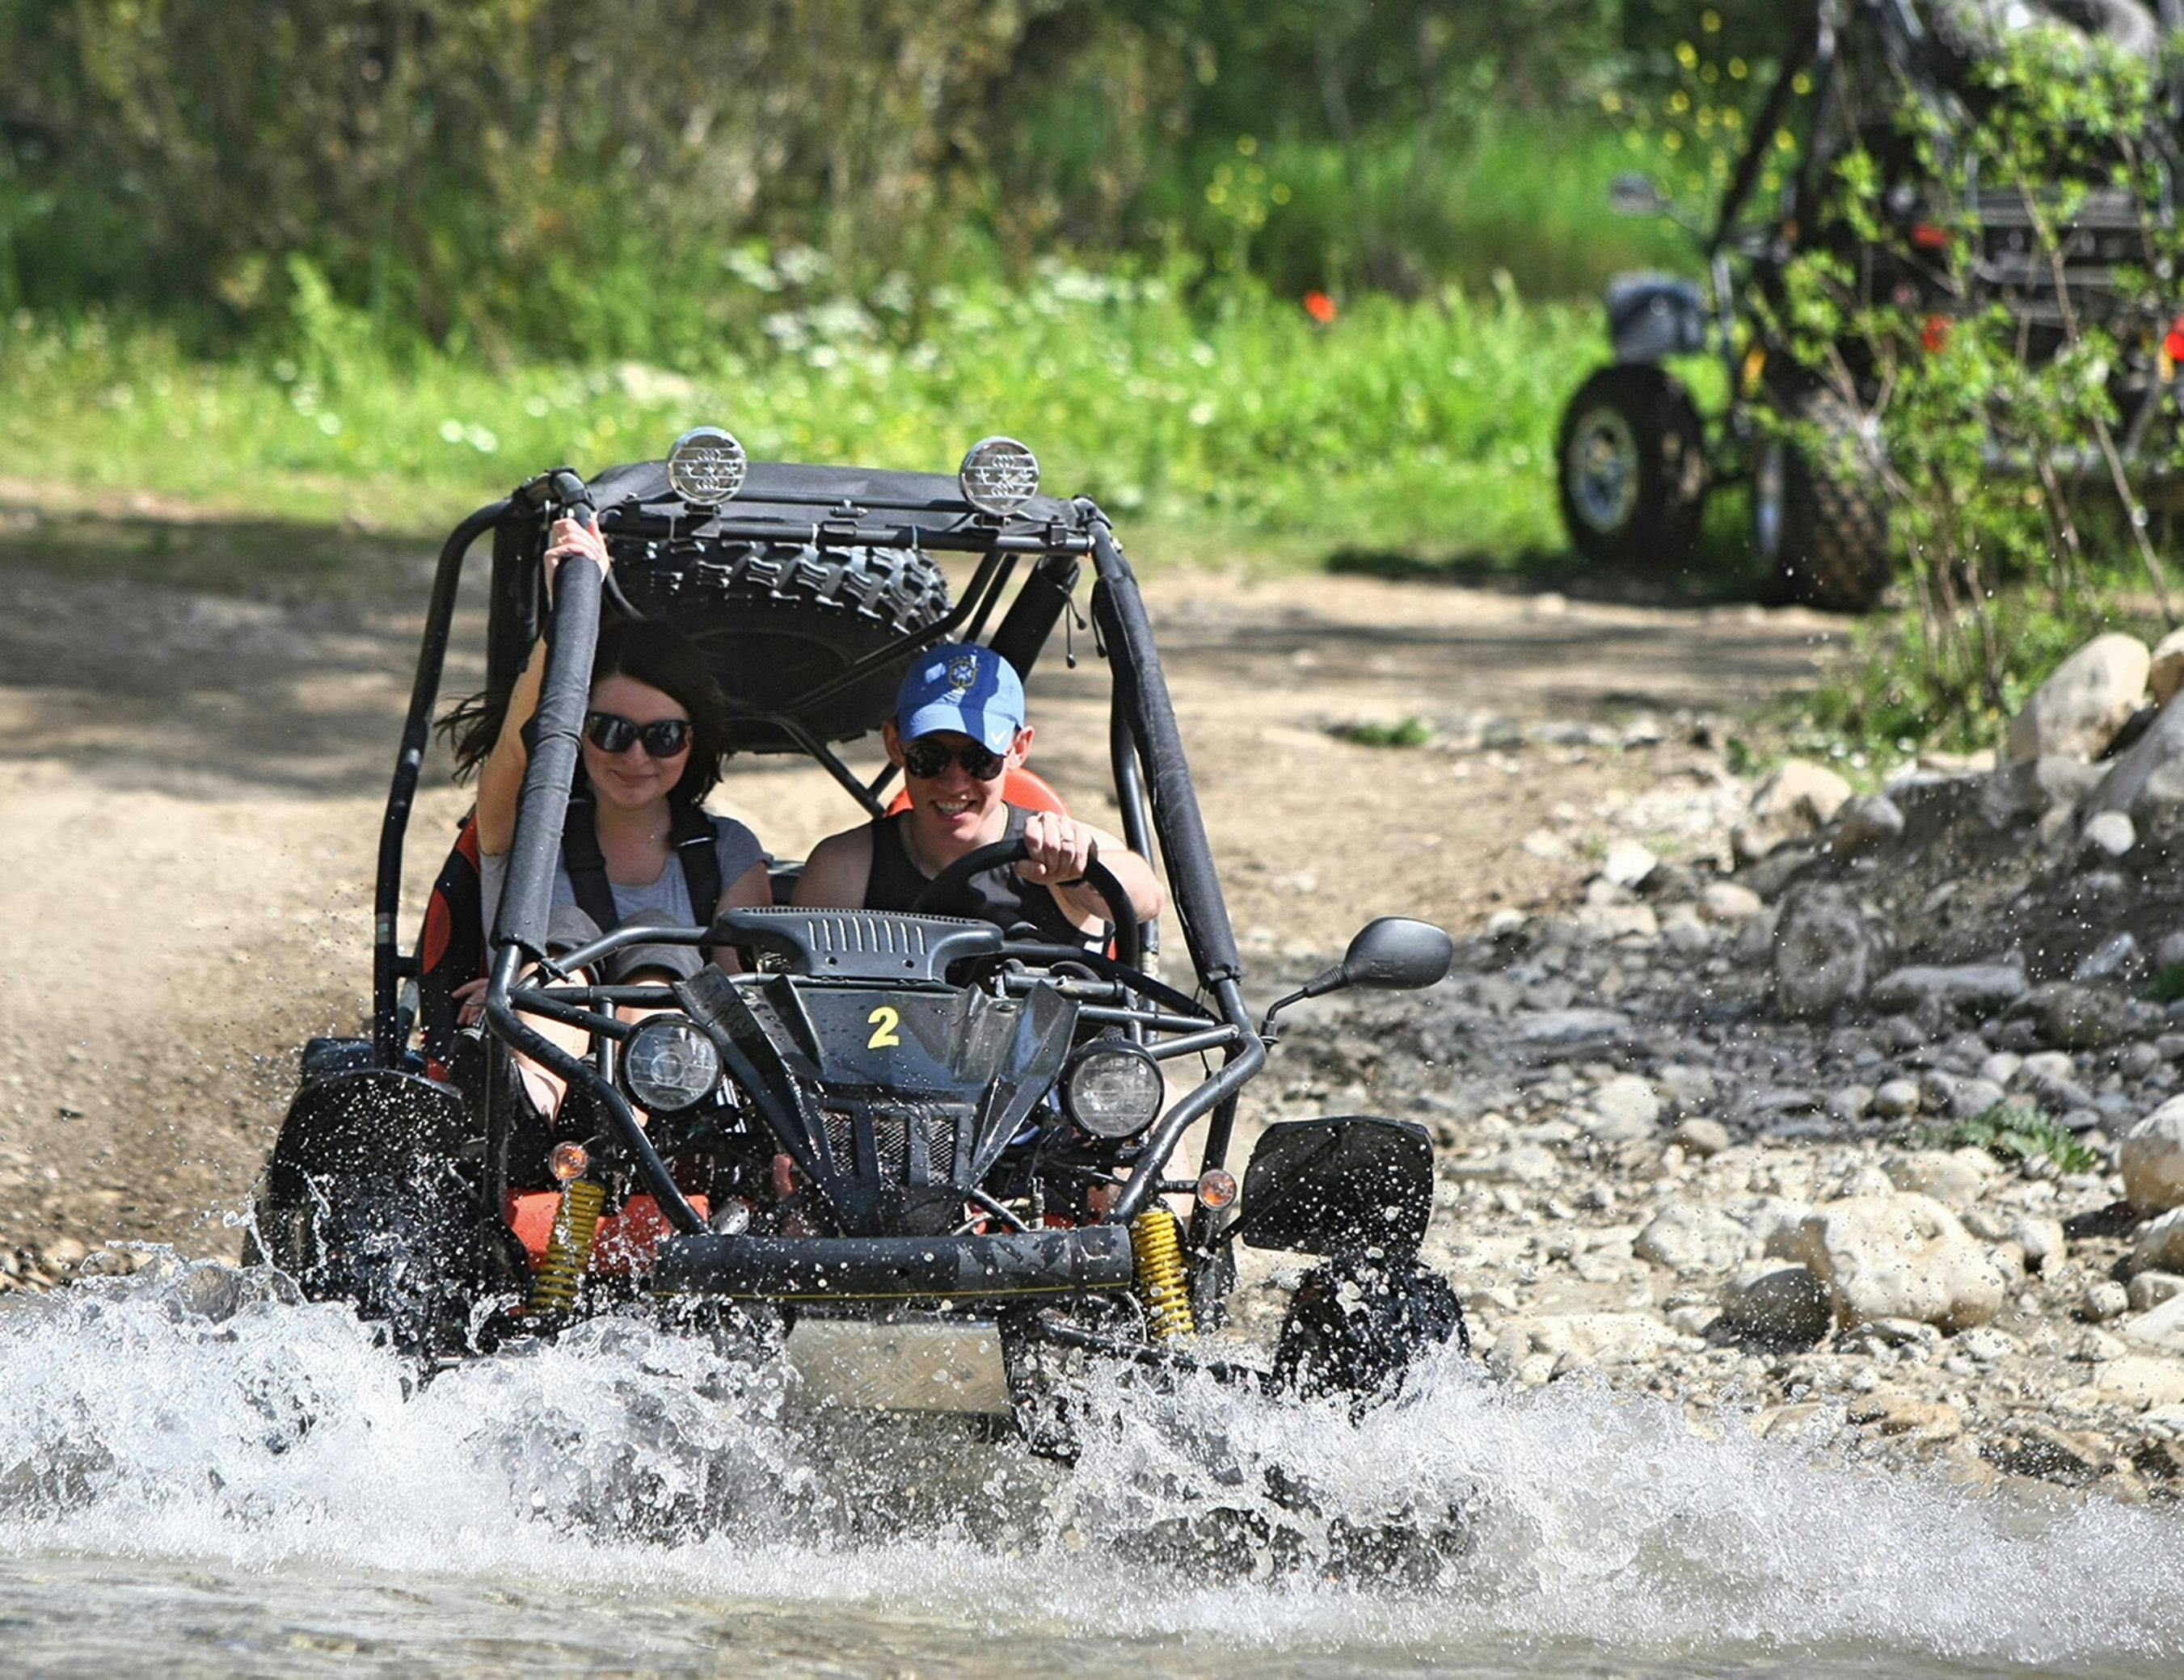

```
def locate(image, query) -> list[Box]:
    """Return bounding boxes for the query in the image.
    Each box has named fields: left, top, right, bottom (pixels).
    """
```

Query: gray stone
left=2151, top=628, right=2184, bottom=706
left=1699, top=881, right=1764, bottom=924
left=2123, top=1293, right=2184, bottom=1354
left=1512, top=1008, right=1633, bottom=1047
left=1885, top=1148, right=2002, bottom=1204
left=1872, top=1078, right=1923, bottom=1118
left=2081, top=811, right=2138, bottom=859
left=2089, top=684, right=2184, bottom=815
left=2093, top=1355, right=2184, bottom=1410
left=2009, top=1215, right=2067, bottom=1274
left=1867, top=963, right=2029, bottom=1017
left=1600, top=839, right=1658, bottom=889
left=2123, top=1097, right=2184, bottom=1212
left=2017, top=983, right=2127, bottom=1051
left=1773, top=884, right=1878, bottom=1021
left=1833, top=794, right=1906, bottom=858
left=1634, top=1202, right=1754, bottom=1273
left=1717, top=1264, right=1833, bottom=1349
left=2003, top=632, right=2150, bottom=763
left=2131, top=1208, right=2184, bottom=1276
left=2085, top=1280, right=2132, bottom=1321
left=2131, top=1270, right=2184, bottom=1311
left=1669, top=1117, right=1731, bottom=1158
left=1793, top=1194, right=2010, bottom=1332
left=2072, top=933, right=2144, bottom=985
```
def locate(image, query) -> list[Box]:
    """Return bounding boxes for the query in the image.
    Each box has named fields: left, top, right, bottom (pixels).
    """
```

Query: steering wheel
left=908, top=836, right=1142, bottom=971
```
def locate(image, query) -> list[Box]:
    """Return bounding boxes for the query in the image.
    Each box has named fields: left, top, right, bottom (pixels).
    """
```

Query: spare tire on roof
left=609, top=538, right=951, bottom=752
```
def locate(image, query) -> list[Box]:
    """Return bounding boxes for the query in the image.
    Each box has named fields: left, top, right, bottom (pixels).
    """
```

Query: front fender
left=1605, top=272, right=1707, bottom=364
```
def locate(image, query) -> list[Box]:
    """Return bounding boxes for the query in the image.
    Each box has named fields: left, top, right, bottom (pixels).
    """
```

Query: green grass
left=0, top=271, right=1593, bottom=574
left=1329, top=716, right=1434, bottom=749
left=1926, top=1104, right=2101, bottom=1177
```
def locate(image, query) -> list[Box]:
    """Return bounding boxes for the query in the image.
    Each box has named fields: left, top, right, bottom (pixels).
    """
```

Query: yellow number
left=866, top=1005, right=901, bottom=1049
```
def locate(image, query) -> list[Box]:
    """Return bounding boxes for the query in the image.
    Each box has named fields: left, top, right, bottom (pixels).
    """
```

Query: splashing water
left=2, top=1256, right=2181, bottom=1678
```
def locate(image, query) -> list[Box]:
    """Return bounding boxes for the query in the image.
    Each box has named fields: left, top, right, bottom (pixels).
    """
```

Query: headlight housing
left=665, top=425, right=747, bottom=507
left=622, top=1017, right=722, bottom=1114
left=1060, top=1040, right=1165, bottom=1139
left=958, top=436, right=1039, bottom=516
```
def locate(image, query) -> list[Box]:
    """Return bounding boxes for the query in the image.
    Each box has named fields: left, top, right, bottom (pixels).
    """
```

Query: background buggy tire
left=1557, top=364, right=1709, bottom=571
left=1753, top=386, right=1892, bottom=612
left=1272, top=1250, right=1468, bottom=1406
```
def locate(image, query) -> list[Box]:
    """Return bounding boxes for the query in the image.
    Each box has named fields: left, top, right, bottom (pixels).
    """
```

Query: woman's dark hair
left=438, top=618, right=731, bottom=804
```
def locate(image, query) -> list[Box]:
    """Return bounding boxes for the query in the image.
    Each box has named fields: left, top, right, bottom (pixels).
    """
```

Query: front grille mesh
left=822, top=1105, right=962, bottom=1185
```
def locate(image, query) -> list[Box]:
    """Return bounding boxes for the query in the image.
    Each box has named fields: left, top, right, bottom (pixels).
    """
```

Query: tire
left=1272, top=1251, right=1469, bottom=1407
left=614, top=541, right=951, bottom=752
left=1752, top=386, right=1893, bottom=612
left=1557, top=364, right=1709, bottom=570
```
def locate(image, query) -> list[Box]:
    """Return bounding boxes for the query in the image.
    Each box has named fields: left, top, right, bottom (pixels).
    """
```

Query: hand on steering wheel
left=908, top=836, right=1141, bottom=971
left=1014, top=810, right=1099, bottom=889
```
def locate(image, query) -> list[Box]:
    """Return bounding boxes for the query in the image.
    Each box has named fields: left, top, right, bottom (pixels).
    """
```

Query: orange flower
left=1302, top=289, right=1336, bottom=324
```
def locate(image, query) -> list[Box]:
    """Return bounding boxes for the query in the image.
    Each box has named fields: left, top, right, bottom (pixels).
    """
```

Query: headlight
left=1060, top=1041, right=1164, bottom=1139
left=958, top=436, right=1039, bottom=516
left=666, top=425, right=747, bottom=507
left=622, top=1017, right=722, bottom=1113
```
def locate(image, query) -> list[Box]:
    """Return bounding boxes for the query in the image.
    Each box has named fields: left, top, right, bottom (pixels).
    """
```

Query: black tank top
left=865, top=803, right=1090, bottom=945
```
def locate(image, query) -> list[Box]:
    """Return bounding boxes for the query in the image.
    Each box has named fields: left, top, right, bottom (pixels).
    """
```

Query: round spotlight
left=665, top=426, right=747, bottom=507
left=622, top=1017, right=722, bottom=1114
left=1060, top=1040, right=1165, bottom=1139
left=958, top=436, right=1040, bottom=516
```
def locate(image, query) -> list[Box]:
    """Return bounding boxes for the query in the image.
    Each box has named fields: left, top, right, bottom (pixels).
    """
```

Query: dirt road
left=0, top=524, right=1840, bottom=1265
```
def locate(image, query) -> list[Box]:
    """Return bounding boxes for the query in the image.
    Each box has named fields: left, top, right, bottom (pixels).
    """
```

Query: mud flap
left=1236, top=1116, right=1435, bottom=1258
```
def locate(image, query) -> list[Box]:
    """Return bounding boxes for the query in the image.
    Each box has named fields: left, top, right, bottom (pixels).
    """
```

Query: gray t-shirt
left=479, top=814, right=764, bottom=932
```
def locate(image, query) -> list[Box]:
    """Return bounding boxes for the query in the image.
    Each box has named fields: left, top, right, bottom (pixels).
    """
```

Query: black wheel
left=1272, top=1251, right=1468, bottom=1407
left=1752, top=386, right=1892, bottom=612
left=1556, top=364, right=1709, bottom=568
left=613, top=542, right=951, bottom=752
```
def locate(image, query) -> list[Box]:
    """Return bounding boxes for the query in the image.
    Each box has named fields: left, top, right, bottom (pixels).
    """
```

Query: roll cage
left=366, top=456, right=1263, bottom=1254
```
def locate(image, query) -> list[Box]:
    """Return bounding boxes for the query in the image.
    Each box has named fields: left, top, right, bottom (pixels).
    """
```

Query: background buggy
left=1558, top=0, right=2184, bottom=608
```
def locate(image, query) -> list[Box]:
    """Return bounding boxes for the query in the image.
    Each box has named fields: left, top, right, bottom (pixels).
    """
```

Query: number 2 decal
left=866, top=1005, right=901, bottom=1049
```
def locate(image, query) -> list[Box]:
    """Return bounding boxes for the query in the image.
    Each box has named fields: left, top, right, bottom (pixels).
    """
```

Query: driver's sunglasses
left=583, top=710, right=691, bottom=758
left=902, top=739, right=1007, bottom=781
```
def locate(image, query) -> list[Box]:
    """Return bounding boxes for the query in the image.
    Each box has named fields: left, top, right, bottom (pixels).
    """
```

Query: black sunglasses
left=902, top=739, right=1007, bottom=781
left=584, top=710, right=692, bottom=757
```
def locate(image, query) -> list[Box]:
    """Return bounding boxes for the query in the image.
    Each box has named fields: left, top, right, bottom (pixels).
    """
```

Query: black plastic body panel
left=1237, top=1115, right=1436, bottom=1258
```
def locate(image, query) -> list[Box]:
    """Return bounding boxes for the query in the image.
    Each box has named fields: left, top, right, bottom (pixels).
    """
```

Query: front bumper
left=650, top=1223, right=1136, bottom=1303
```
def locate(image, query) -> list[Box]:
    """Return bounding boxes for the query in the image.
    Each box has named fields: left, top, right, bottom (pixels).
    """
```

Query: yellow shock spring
left=1130, top=1208, right=1195, bottom=1341
left=526, top=1178, right=605, bottom=1316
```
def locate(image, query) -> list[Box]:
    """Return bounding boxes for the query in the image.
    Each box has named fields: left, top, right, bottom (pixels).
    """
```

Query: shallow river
left=2, top=1257, right=2181, bottom=1679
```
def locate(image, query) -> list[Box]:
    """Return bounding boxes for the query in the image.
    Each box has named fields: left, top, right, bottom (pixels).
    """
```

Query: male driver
left=794, top=642, right=1164, bottom=937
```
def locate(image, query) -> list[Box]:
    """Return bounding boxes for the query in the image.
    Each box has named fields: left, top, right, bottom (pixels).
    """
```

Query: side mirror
left=1259, top=916, right=1452, bottom=1039
left=1609, top=171, right=1668, bottom=217
left=1329, top=916, right=1454, bottom=993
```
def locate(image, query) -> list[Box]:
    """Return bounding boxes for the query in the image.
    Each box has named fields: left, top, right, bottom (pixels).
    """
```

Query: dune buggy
left=247, top=432, right=1465, bottom=1437
left=1558, top=0, right=2184, bottom=609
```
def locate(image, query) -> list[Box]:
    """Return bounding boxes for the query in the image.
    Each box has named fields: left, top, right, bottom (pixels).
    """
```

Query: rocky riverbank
left=1254, top=626, right=2184, bottom=1505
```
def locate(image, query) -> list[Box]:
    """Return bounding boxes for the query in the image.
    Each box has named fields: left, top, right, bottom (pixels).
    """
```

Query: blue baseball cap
left=894, top=642, right=1025, bottom=754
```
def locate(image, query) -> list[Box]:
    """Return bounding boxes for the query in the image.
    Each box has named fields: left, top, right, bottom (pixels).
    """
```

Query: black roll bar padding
left=373, top=498, right=514, bottom=1066
left=481, top=945, right=705, bottom=1233
left=491, top=542, right=603, bottom=962
left=1111, top=975, right=1263, bottom=1225
left=989, top=549, right=1082, bottom=682
left=1083, top=518, right=1243, bottom=987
